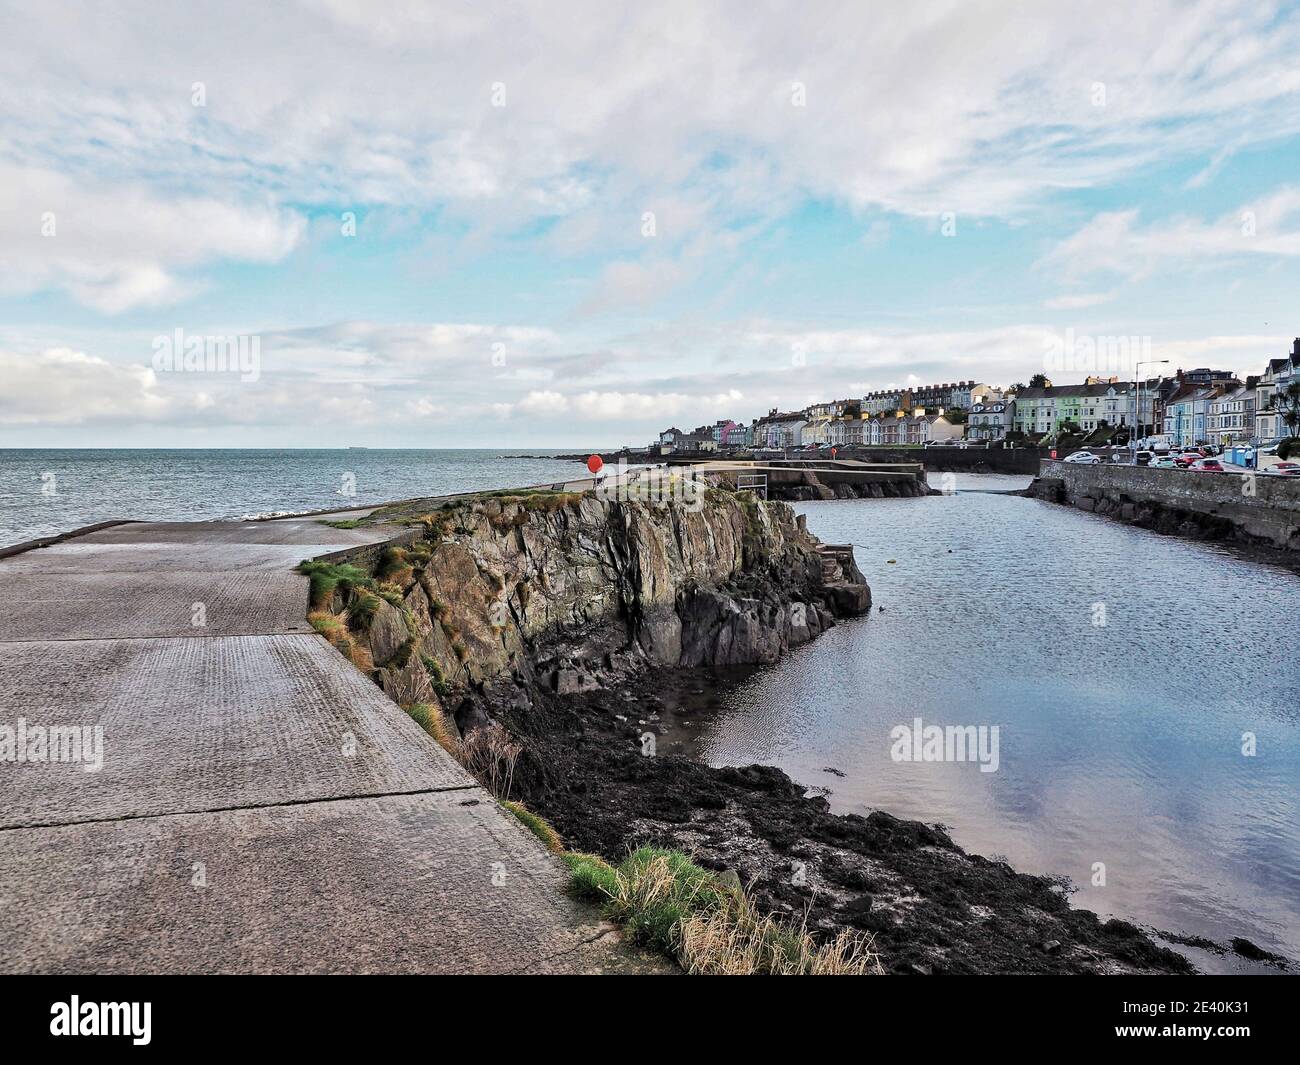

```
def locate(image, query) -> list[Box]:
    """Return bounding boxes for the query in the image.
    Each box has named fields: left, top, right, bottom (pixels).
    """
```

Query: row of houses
left=653, top=340, right=1300, bottom=453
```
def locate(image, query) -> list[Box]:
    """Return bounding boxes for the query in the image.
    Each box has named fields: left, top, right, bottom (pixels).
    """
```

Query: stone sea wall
left=1029, top=459, right=1300, bottom=550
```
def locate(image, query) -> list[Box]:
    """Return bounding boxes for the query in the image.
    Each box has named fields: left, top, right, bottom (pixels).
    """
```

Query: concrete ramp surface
left=0, top=514, right=648, bottom=974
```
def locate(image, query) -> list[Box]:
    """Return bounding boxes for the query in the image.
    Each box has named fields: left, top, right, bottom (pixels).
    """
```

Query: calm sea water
left=0, top=449, right=592, bottom=546
left=664, top=474, right=1300, bottom=972
left=6, top=455, right=1296, bottom=969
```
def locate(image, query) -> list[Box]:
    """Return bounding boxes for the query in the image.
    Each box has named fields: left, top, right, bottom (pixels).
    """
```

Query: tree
left=1277, top=381, right=1300, bottom=439
left=1028, top=373, right=1051, bottom=389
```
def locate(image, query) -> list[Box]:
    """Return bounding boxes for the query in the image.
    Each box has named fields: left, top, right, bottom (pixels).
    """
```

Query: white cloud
left=1044, top=292, right=1116, bottom=310
left=1046, top=188, right=1300, bottom=281
left=0, top=165, right=304, bottom=312
left=0, top=348, right=171, bottom=424
left=4, top=0, right=1299, bottom=261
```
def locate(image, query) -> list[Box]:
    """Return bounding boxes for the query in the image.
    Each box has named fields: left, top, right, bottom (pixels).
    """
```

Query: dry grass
left=453, top=721, right=521, bottom=799
left=308, top=610, right=362, bottom=667
left=565, top=847, right=881, bottom=975
left=680, top=896, right=881, bottom=975
left=502, top=800, right=564, bottom=853
left=403, top=702, right=459, bottom=755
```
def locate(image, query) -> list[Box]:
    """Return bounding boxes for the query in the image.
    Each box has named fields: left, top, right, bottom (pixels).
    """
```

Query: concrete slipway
left=0, top=513, right=655, bottom=974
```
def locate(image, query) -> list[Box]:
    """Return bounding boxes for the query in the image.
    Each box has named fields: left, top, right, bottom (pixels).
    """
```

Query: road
left=0, top=512, right=655, bottom=973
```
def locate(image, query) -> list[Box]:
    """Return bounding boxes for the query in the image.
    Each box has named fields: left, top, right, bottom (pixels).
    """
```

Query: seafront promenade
left=0, top=510, right=652, bottom=973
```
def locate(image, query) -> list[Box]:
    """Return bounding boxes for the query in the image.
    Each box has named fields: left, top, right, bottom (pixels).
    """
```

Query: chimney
left=1292, top=337, right=1299, bottom=359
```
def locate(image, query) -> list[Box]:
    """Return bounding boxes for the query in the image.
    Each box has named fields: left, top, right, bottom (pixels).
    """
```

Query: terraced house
left=1012, top=380, right=1137, bottom=438
left=861, top=380, right=991, bottom=417
left=1209, top=383, right=1255, bottom=446
left=966, top=400, right=1015, bottom=441
left=1255, top=345, right=1296, bottom=443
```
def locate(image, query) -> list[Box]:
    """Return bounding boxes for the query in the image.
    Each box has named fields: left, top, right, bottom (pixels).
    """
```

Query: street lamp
left=1134, top=359, right=1170, bottom=463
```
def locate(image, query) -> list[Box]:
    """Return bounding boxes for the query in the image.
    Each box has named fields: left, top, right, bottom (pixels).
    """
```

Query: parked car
left=1189, top=458, right=1225, bottom=472
left=1263, top=461, right=1300, bottom=476
left=1151, top=457, right=1179, bottom=468
left=1173, top=453, right=1201, bottom=467
left=1063, top=451, right=1101, bottom=464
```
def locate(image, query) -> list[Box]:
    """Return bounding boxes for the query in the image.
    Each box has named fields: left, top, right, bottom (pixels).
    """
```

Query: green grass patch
left=561, top=846, right=880, bottom=973
left=606, top=848, right=731, bottom=954
left=563, top=851, right=622, bottom=901
left=502, top=800, right=564, bottom=853
left=297, top=560, right=374, bottom=610
left=318, top=518, right=363, bottom=529
left=347, top=587, right=383, bottom=630
left=420, top=653, right=451, bottom=697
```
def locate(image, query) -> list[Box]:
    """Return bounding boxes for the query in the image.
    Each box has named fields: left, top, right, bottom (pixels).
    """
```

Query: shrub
left=1278, top=438, right=1300, bottom=460
left=455, top=722, right=521, bottom=799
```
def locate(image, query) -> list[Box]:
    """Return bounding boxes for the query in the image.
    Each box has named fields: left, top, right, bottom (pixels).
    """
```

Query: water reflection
left=665, top=475, right=1300, bottom=970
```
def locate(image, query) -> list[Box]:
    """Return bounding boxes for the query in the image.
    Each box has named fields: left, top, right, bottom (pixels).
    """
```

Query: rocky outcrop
left=318, top=488, right=872, bottom=729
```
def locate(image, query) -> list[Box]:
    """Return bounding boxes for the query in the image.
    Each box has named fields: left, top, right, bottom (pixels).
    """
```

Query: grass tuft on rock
left=297, top=560, right=374, bottom=610
left=403, top=702, right=458, bottom=754
left=564, top=846, right=880, bottom=975
left=346, top=587, right=383, bottom=630
left=502, top=800, right=564, bottom=853
left=318, top=518, right=363, bottom=529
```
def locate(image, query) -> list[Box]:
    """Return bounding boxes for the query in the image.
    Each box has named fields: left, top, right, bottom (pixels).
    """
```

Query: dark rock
left=1230, top=937, right=1286, bottom=964
left=369, top=600, right=410, bottom=667
left=828, top=582, right=872, bottom=616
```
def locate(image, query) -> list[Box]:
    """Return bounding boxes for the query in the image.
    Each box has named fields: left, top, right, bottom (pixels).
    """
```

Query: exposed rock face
left=327, top=489, right=871, bottom=718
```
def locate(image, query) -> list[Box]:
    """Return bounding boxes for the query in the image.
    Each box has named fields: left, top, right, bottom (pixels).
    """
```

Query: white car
left=1062, top=451, right=1101, bottom=464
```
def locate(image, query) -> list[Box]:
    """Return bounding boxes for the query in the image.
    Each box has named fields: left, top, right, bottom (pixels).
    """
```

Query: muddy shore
left=496, top=667, right=1196, bottom=976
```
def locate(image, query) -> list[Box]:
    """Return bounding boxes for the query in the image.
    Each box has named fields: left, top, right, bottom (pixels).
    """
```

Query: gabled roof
left=1014, top=382, right=1132, bottom=400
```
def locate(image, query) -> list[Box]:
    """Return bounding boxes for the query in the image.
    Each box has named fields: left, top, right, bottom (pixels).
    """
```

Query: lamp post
left=1134, top=359, right=1170, bottom=463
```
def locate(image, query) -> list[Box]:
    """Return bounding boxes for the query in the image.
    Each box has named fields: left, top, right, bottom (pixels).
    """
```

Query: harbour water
left=663, top=474, right=1300, bottom=971
left=5, top=454, right=1295, bottom=971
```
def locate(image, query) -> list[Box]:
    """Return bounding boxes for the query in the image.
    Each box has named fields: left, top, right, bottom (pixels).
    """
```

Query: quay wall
left=1031, top=460, right=1300, bottom=550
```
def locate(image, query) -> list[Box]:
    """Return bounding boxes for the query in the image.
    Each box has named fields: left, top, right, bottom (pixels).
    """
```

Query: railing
left=735, top=472, right=768, bottom=499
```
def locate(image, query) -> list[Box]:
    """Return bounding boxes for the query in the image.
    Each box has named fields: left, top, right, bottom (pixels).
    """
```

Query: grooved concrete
left=0, top=792, right=615, bottom=974
left=0, top=634, right=472, bottom=828
left=0, top=514, right=654, bottom=974
left=0, top=571, right=323, bottom=640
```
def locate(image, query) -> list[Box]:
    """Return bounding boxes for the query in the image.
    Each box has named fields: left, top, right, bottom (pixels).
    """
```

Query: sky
left=3, top=0, right=1300, bottom=448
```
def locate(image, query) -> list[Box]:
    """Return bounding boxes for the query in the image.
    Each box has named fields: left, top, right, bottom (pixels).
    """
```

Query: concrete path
left=0, top=512, right=654, bottom=973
